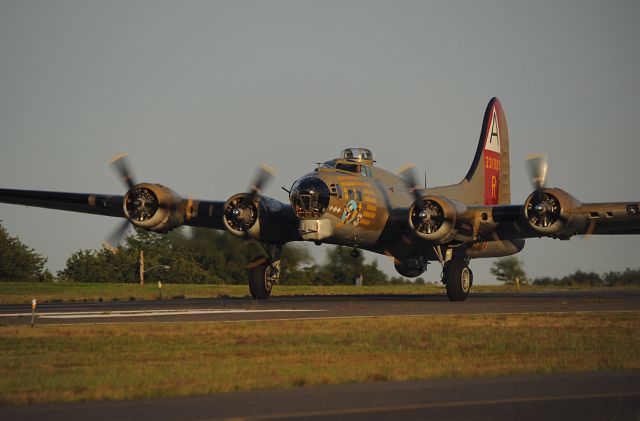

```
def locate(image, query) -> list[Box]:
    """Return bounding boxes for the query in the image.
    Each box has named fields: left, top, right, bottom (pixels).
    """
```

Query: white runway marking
left=0, top=308, right=324, bottom=319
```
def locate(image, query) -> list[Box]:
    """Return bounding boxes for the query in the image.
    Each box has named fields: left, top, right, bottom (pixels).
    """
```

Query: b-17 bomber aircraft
left=1, top=98, right=639, bottom=301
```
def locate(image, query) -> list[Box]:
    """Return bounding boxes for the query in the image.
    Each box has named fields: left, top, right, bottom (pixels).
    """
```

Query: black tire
left=444, top=259, right=472, bottom=301
left=248, top=256, right=273, bottom=300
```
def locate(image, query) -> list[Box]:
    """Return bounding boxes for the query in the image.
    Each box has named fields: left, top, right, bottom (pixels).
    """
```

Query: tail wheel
left=248, top=256, right=273, bottom=300
left=444, top=259, right=472, bottom=301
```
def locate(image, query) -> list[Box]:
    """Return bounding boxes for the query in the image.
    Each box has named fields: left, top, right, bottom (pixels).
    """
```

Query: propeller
left=103, top=220, right=131, bottom=252
left=224, top=164, right=276, bottom=238
left=524, top=154, right=562, bottom=229
left=397, top=163, right=421, bottom=201
left=105, top=153, right=195, bottom=250
left=526, top=153, right=548, bottom=193
left=109, top=153, right=137, bottom=191
left=248, top=164, right=276, bottom=202
left=103, top=153, right=138, bottom=251
left=398, top=163, right=449, bottom=235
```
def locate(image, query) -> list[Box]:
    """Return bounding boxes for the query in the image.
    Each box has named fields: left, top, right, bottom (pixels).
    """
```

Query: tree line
left=1, top=221, right=638, bottom=286
left=0, top=221, right=396, bottom=284
left=489, top=256, right=640, bottom=287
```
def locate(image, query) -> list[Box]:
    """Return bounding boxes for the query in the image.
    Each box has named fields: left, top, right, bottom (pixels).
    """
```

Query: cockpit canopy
left=289, top=176, right=330, bottom=219
left=341, top=148, right=373, bottom=162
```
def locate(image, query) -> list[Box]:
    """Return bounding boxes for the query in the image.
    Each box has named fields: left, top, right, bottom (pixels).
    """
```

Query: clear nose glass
left=289, top=177, right=330, bottom=219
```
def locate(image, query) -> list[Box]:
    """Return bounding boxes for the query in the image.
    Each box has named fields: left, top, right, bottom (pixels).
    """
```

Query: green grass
left=0, top=281, right=636, bottom=305
left=0, top=312, right=638, bottom=405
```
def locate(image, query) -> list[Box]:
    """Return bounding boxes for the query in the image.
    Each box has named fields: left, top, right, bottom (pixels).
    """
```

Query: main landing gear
left=247, top=244, right=282, bottom=300
left=442, top=258, right=473, bottom=301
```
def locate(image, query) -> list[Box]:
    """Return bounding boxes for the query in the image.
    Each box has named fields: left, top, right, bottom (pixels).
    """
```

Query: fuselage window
left=348, top=190, right=355, bottom=200
left=336, top=163, right=358, bottom=173
left=329, top=184, right=344, bottom=199
left=356, top=191, right=363, bottom=201
left=360, top=166, right=370, bottom=177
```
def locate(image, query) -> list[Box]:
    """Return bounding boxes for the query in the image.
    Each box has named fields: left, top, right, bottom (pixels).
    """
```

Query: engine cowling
left=523, top=187, right=585, bottom=238
left=123, top=183, right=186, bottom=233
left=223, top=193, right=261, bottom=238
left=408, top=195, right=467, bottom=243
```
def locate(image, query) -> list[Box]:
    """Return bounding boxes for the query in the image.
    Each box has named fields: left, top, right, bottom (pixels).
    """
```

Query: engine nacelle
left=223, top=193, right=261, bottom=238
left=123, top=183, right=186, bottom=233
left=523, top=187, right=586, bottom=238
left=408, top=195, right=467, bottom=243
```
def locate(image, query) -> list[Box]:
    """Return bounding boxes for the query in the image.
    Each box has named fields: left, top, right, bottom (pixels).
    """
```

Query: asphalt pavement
left=2, top=291, right=639, bottom=419
left=1, top=370, right=637, bottom=420
left=1, top=290, right=638, bottom=325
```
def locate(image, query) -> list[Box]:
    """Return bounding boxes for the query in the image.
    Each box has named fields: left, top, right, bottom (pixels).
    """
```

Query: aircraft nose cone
left=289, top=176, right=331, bottom=219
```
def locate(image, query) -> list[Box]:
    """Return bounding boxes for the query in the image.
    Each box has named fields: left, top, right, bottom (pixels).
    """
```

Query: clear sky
left=1, top=1, right=639, bottom=284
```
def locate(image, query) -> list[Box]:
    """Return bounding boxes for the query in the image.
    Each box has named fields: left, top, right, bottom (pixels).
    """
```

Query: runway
left=1, top=290, right=638, bottom=325
left=2, top=291, right=639, bottom=419
left=1, top=371, right=638, bottom=420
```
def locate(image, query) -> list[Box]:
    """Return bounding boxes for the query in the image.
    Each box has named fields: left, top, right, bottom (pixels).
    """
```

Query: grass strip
left=0, top=312, right=638, bottom=405
left=1, top=282, right=637, bottom=305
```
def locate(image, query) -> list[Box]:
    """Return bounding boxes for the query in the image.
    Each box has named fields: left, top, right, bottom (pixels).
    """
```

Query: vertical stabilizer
left=428, top=97, right=510, bottom=205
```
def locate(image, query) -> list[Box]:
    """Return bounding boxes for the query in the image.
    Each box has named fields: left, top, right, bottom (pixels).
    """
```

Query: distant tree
left=534, top=268, right=640, bottom=287
left=532, top=276, right=556, bottom=286
left=560, top=270, right=603, bottom=287
left=279, top=244, right=315, bottom=285
left=59, top=229, right=215, bottom=283
left=312, top=247, right=388, bottom=285
left=168, top=228, right=312, bottom=284
left=490, top=257, right=526, bottom=285
left=0, top=221, right=48, bottom=281
left=604, top=268, right=640, bottom=287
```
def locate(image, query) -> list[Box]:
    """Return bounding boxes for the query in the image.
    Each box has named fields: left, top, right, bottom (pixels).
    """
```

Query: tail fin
left=428, top=97, right=510, bottom=205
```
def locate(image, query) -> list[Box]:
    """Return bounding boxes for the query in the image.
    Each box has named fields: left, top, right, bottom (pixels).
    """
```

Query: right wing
left=0, top=187, right=301, bottom=244
left=0, top=187, right=224, bottom=230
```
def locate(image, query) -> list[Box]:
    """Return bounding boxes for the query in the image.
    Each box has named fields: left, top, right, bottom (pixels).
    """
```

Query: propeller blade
left=248, top=164, right=276, bottom=200
left=397, top=163, right=421, bottom=201
left=584, top=218, right=597, bottom=240
left=103, top=220, right=131, bottom=252
left=109, top=153, right=137, bottom=191
left=526, top=153, right=548, bottom=191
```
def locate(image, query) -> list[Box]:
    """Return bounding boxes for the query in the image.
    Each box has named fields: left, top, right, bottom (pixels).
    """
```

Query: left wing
left=405, top=188, right=640, bottom=252
left=489, top=191, right=640, bottom=240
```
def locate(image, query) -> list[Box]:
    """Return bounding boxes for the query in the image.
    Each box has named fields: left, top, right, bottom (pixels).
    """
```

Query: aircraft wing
left=0, top=188, right=124, bottom=218
left=0, top=188, right=226, bottom=230
left=0, top=187, right=302, bottom=246
left=484, top=199, right=640, bottom=241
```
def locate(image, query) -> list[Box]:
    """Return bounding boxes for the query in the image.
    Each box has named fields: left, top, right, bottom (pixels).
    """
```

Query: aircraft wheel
left=248, top=256, right=273, bottom=300
left=444, top=259, right=472, bottom=301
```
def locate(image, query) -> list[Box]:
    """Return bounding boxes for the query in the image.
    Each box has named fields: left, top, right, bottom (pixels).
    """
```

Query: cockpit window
left=320, top=160, right=336, bottom=169
left=336, top=163, right=358, bottom=173
left=341, top=148, right=373, bottom=162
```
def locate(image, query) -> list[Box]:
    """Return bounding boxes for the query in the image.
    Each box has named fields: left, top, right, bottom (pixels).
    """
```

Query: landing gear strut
left=248, top=244, right=282, bottom=300
left=442, top=258, right=473, bottom=301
